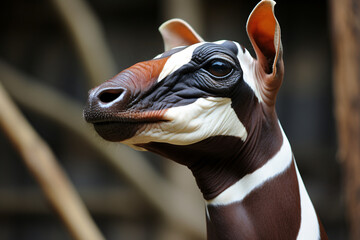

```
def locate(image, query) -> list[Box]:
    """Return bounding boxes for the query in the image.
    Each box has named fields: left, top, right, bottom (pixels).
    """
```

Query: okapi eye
left=205, top=59, right=233, bottom=78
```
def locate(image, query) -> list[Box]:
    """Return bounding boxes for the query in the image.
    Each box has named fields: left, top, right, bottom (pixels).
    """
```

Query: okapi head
left=84, top=0, right=283, bottom=200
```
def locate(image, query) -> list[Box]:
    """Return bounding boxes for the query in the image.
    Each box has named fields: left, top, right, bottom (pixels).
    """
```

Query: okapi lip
left=84, top=110, right=168, bottom=141
left=84, top=110, right=168, bottom=124
left=93, top=119, right=167, bottom=142
left=93, top=121, right=140, bottom=142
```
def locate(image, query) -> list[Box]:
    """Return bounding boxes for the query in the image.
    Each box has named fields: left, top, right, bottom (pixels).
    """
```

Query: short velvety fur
left=206, top=161, right=301, bottom=240
left=139, top=104, right=283, bottom=200
left=84, top=1, right=328, bottom=239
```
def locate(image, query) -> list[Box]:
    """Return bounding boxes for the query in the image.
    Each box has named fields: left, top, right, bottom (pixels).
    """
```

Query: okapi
left=84, top=0, right=328, bottom=239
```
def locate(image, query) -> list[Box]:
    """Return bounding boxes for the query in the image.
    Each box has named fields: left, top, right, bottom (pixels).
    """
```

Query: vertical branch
left=330, top=0, right=360, bottom=239
left=50, top=0, right=117, bottom=86
left=0, top=82, right=105, bottom=240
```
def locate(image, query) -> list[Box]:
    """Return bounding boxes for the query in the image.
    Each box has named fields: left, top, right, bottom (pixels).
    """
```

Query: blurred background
left=0, top=0, right=351, bottom=239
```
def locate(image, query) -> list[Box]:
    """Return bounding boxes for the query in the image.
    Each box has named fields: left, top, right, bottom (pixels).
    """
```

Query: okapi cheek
left=122, top=97, right=248, bottom=146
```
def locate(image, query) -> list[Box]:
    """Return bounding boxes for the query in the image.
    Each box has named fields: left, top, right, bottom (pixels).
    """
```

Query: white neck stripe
left=295, top=162, right=320, bottom=239
left=206, top=123, right=292, bottom=206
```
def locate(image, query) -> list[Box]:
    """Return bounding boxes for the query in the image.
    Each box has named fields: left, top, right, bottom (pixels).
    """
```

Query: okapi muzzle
left=84, top=1, right=327, bottom=239
left=85, top=58, right=170, bottom=142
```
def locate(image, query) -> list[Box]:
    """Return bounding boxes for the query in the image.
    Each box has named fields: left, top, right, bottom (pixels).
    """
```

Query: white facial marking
left=206, top=123, right=292, bottom=206
left=213, top=40, right=227, bottom=45
left=295, top=162, right=320, bottom=240
left=157, top=42, right=205, bottom=82
left=235, top=42, right=263, bottom=102
left=123, top=97, right=248, bottom=146
left=153, top=53, right=162, bottom=59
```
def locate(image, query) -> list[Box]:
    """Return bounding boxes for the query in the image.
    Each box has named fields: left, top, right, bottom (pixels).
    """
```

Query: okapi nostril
left=98, top=89, right=124, bottom=103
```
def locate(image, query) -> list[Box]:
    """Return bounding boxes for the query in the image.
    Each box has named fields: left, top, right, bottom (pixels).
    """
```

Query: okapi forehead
left=157, top=41, right=240, bottom=82
left=154, top=40, right=261, bottom=103
left=129, top=40, right=250, bottom=112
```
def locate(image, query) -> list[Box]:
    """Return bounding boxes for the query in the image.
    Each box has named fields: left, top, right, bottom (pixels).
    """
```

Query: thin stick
left=0, top=81, right=105, bottom=240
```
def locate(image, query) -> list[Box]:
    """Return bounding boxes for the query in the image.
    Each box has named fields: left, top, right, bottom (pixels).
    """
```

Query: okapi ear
left=247, top=0, right=284, bottom=106
left=159, top=19, right=204, bottom=51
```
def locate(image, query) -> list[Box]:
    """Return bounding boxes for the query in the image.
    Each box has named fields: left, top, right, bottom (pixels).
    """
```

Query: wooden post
left=330, top=0, right=360, bottom=239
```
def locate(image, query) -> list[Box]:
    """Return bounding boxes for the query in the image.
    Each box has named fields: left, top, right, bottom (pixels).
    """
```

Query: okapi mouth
left=93, top=121, right=164, bottom=142
left=84, top=111, right=168, bottom=142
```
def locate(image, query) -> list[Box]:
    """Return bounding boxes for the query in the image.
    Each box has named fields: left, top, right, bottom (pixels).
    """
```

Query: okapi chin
left=84, top=0, right=328, bottom=239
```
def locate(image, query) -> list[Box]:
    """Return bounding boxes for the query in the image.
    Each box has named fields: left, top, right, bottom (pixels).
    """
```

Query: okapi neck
left=190, top=119, right=282, bottom=200
left=205, top=160, right=302, bottom=240
left=140, top=115, right=283, bottom=200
